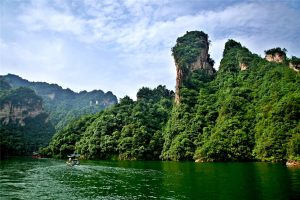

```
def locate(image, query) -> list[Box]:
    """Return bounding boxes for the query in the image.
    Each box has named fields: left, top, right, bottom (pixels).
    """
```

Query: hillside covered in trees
left=0, top=75, right=118, bottom=158
left=0, top=80, right=55, bottom=158
left=43, top=31, right=299, bottom=162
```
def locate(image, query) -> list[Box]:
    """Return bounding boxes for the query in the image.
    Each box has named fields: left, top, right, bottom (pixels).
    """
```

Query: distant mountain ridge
left=1, top=74, right=118, bottom=130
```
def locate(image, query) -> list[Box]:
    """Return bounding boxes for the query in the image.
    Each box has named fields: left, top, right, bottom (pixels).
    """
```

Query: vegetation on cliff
left=264, top=47, right=287, bottom=56
left=1, top=74, right=118, bottom=130
left=0, top=75, right=117, bottom=158
left=0, top=82, right=55, bottom=158
left=43, top=85, right=173, bottom=159
left=43, top=31, right=300, bottom=162
left=172, top=31, right=209, bottom=68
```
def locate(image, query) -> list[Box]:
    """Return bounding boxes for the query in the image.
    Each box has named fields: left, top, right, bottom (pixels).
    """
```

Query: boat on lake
left=66, top=154, right=80, bottom=166
left=32, top=152, right=42, bottom=159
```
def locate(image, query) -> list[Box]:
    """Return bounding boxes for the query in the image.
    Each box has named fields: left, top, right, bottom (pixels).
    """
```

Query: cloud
left=18, top=1, right=85, bottom=35
left=1, top=0, right=300, bottom=99
left=17, top=1, right=300, bottom=57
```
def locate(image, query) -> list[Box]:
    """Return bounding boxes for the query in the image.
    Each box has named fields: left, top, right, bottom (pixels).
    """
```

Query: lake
left=0, top=157, right=299, bottom=200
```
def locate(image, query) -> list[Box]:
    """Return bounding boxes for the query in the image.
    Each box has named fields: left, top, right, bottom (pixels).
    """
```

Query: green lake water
left=0, top=157, right=299, bottom=200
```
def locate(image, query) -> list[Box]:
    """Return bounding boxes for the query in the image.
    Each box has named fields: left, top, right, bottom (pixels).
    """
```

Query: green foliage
left=42, top=114, right=96, bottom=158
left=0, top=87, right=42, bottom=108
left=223, top=39, right=242, bottom=56
left=45, top=86, right=173, bottom=160
left=290, top=56, right=300, bottom=67
left=137, top=85, right=174, bottom=102
left=0, top=86, right=55, bottom=158
left=0, top=78, right=11, bottom=90
left=172, top=31, right=209, bottom=68
left=219, top=39, right=256, bottom=74
left=287, top=133, right=300, bottom=161
left=163, top=38, right=299, bottom=162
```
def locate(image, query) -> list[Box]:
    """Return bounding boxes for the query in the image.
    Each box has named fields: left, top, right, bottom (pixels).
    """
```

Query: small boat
left=66, top=153, right=80, bottom=166
left=32, top=152, right=42, bottom=159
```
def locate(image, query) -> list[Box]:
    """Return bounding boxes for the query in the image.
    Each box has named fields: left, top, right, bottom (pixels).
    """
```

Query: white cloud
left=19, top=2, right=85, bottom=35
left=1, top=0, right=300, bottom=99
left=17, top=1, right=300, bottom=55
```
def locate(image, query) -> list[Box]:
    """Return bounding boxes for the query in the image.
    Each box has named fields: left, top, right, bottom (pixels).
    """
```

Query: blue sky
left=1, top=0, right=300, bottom=99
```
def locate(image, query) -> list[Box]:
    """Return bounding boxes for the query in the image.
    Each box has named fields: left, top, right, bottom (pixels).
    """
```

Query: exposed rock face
left=265, top=53, right=285, bottom=63
left=190, top=53, right=215, bottom=75
left=0, top=87, right=47, bottom=126
left=47, top=93, right=55, bottom=100
left=175, top=63, right=184, bottom=104
left=1, top=74, right=118, bottom=130
left=289, top=62, right=300, bottom=72
left=173, top=31, right=215, bottom=104
left=239, top=63, right=248, bottom=71
left=0, top=86, right=55, bottom=157
left=0, top=102, right=43, bottom=126
left=286, top=160, right=300, bottom=167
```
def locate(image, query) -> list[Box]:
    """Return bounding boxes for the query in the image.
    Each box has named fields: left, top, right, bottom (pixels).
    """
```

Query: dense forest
left=0, top=80, right=54, bottom=158
left=0, top=75, right=117, bottom=158
left=42, top=85, right=174, bottom=160
left=43, top=31, right=300, bottom=162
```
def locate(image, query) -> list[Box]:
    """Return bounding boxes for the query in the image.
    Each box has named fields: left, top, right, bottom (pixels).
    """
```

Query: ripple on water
left=1, top=159, right=180, bottom=200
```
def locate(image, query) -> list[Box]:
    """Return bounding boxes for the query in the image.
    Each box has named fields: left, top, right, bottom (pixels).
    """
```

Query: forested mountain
left=0, top=75, right=118, bottom=158
left=42, top=85, right=174, bottom=159
left=0, top=80, right=54, bottom=158
left=44, top=31, right=299, bottom=162
left=1, top=74, right=118, bottom=130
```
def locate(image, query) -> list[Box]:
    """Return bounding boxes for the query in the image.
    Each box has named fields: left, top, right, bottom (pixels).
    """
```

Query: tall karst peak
left=172, top=31, right=215, bottom=104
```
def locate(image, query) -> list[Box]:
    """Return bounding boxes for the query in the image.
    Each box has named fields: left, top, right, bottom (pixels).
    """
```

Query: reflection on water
left=0, top=158, right=299, bottom=200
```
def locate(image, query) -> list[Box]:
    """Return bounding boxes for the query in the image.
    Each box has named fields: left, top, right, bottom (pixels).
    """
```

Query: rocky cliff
left=289, top=56, right=300, bottom=72
left=0, top=87, right=45, bottom=126
left=0, top=101, right=43, bottom=126
left=1, top=74, right=118, bottom=130
left=0, top=84, right=55, bottom=157
left=289, top=62, right=300, bottom=72
left=172, top=31, right=215, bottom=104
left=264, top=47, right=286, bottom=63
left=265, top=53, right=285, bottom=63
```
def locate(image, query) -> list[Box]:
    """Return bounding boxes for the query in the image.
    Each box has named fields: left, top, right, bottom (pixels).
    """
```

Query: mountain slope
left=0, top=81, right=55, bottom=158
left=43, top=31, right=300, bottom=162
left=1, top=74, right=118, bottom=130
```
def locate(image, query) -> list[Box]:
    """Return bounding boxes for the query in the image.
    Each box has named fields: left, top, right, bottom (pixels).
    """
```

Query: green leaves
left=172, top=31, right=210, bottom=69
left=265, top=47, right=287, bottom=56
left=45, top=86, right=173, bottom=160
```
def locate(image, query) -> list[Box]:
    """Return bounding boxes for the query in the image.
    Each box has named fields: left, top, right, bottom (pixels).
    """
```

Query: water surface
left=1, top=157, right=299, bottom=199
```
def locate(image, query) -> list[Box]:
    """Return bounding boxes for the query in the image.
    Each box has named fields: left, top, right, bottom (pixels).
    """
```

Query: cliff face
left=0, top=85, right=55, bottom=157
left=265, top=53, right=285, bottom=63
left=289, top=62, right=300, bottom=72
left=239, top=63, right=248, bottom=71
left=172, top=31, right=215, bottom=104
left=175, top=63, right=184, bottom=104
left=0, top=100, right=43, bottom=126
left=0, top=87, right=45, bottom=126
left=1, top=74, right=118, bottom=130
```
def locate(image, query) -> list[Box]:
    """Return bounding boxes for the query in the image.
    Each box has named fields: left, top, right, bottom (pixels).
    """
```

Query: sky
left=1, top=0, right=300, bottom=99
